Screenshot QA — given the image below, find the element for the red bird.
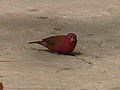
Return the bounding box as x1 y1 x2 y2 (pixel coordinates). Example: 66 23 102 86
29 33 77 54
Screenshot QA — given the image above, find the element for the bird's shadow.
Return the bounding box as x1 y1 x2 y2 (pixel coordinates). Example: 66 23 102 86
29 48 82 56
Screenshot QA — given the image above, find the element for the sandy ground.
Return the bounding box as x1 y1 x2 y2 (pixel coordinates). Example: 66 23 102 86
0 0 120 90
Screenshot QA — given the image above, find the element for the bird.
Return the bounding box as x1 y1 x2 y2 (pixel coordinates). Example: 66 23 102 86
0 82 3 90
29 33 77 54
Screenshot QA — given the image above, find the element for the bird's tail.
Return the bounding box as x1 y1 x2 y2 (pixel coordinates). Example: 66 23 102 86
28 41 43 44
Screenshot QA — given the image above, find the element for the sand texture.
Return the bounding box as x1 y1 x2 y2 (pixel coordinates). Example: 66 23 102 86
0 0 120 90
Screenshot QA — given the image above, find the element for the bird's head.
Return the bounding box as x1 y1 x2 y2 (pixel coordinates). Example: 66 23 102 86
66 33 77 42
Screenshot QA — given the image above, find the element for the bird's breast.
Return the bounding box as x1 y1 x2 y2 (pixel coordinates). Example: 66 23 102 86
55 40 77 54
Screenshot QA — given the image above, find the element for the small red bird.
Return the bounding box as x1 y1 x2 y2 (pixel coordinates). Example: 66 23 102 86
29 33 77 54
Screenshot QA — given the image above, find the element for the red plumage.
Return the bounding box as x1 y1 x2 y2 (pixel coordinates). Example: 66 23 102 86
0 82 3 90
29 33 77 54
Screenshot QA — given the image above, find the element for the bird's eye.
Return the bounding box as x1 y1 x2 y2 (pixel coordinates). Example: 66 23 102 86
71 37 74 39
70 37 75 41
68 35 71 39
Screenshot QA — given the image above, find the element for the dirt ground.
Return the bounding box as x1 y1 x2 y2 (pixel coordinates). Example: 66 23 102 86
0 0 120 90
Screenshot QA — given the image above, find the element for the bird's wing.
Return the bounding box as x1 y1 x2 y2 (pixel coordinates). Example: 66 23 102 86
42 35 64 46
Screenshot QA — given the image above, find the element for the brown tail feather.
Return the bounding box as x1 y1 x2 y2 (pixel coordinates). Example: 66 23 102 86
28 41 43 44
